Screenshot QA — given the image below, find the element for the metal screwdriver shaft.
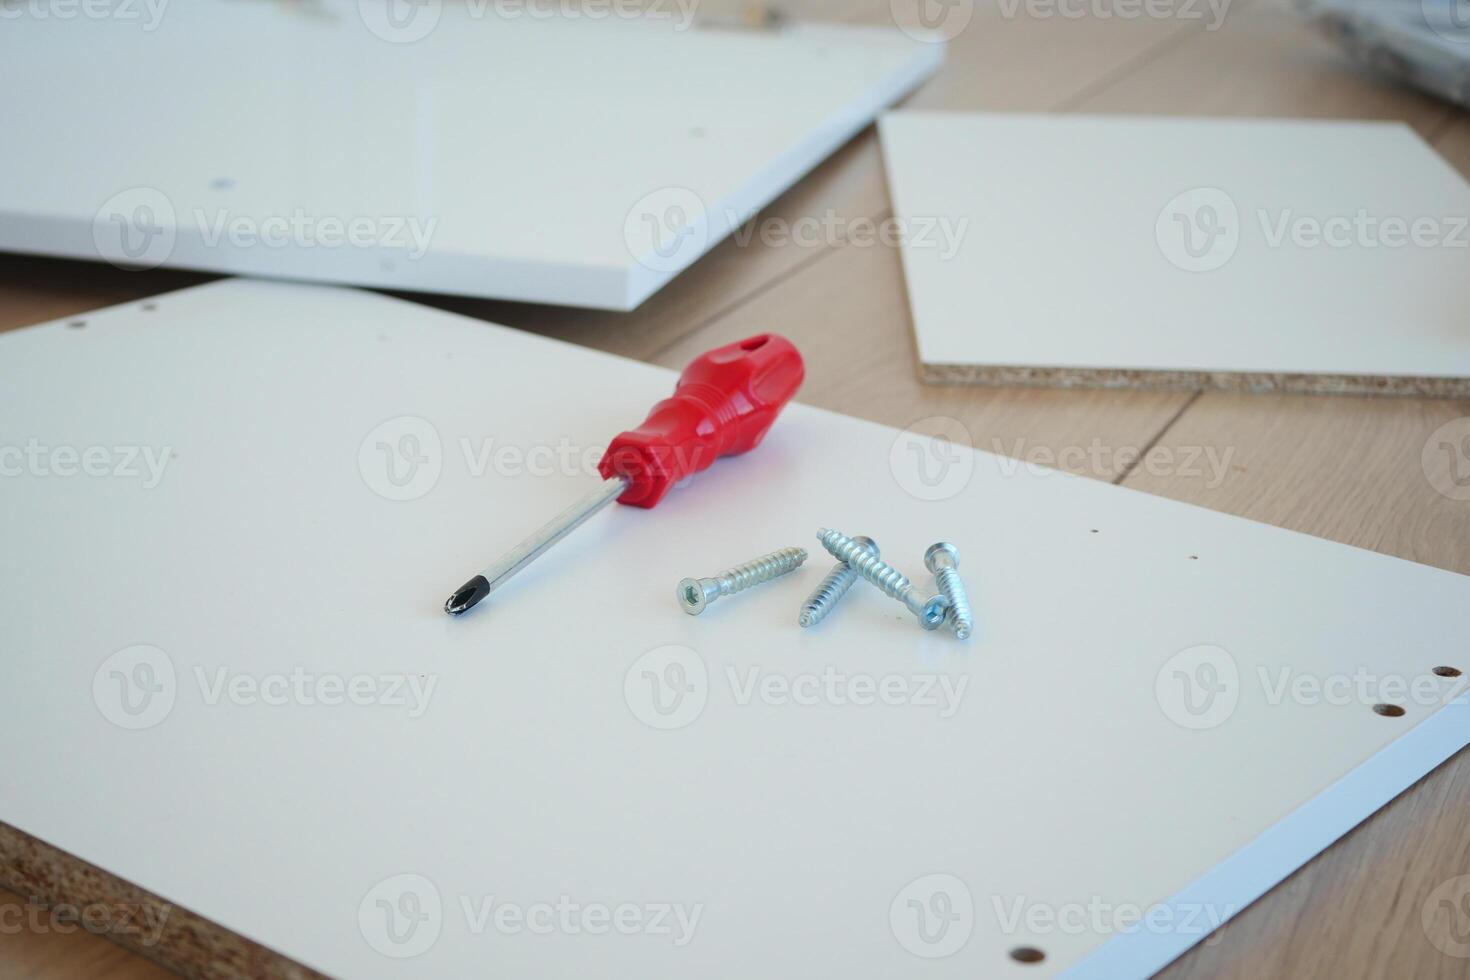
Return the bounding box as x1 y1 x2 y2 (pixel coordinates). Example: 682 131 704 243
445 476 629 615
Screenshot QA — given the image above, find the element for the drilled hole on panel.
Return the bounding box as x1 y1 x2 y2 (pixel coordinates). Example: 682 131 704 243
1372 703 1406 718
1433 666 1462 678
68 319 87 328
1010 946 1046 964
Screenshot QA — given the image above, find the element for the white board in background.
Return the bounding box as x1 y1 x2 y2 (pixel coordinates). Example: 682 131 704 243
0 2 940 312
3 279 1468 979
880 112 1470 396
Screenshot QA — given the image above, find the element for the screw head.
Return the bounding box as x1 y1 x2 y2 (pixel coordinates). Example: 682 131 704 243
677 578 708 616
919 594 950 630
924 542 960 574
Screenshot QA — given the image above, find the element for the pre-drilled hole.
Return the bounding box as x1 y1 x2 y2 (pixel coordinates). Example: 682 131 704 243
68 319 86 328
142 302 157 312
1373 703 1406 717
1010 946 1046 964
1434 666 1462 678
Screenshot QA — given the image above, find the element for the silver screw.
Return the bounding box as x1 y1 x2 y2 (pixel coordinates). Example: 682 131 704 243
678 547 808 616
925 542 973 640
799 536 878 629
816 528 948 630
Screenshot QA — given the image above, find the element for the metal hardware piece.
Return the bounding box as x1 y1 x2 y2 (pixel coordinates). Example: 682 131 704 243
924 542 973 640
816 528 947 630
798 536 878 628
678 547 808 616
447 476 629 615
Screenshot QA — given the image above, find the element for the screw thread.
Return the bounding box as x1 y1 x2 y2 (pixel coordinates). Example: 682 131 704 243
799 535 878 629
798 565 858 628
819 529 949 630
935 567 973 639
817 529 911 599
717 547 807 597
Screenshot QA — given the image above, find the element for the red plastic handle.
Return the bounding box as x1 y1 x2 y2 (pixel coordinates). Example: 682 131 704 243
596 334 805 508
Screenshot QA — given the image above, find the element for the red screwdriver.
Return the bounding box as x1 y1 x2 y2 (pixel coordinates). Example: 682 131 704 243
444 334 806 615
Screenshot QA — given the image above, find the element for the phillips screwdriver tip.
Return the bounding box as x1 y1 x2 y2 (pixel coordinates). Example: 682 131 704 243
445 575 491 615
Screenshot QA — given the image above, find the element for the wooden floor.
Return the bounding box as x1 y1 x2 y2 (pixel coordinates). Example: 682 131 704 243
4 1 1469 977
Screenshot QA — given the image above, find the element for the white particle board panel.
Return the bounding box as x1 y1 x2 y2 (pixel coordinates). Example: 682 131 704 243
0 1 941 311
880 112 1470 396
2 279 1468 979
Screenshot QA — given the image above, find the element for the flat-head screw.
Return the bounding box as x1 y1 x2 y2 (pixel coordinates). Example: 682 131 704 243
924 542 972 640
678 546 807 616
816 528 948 630
799 536 878 628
